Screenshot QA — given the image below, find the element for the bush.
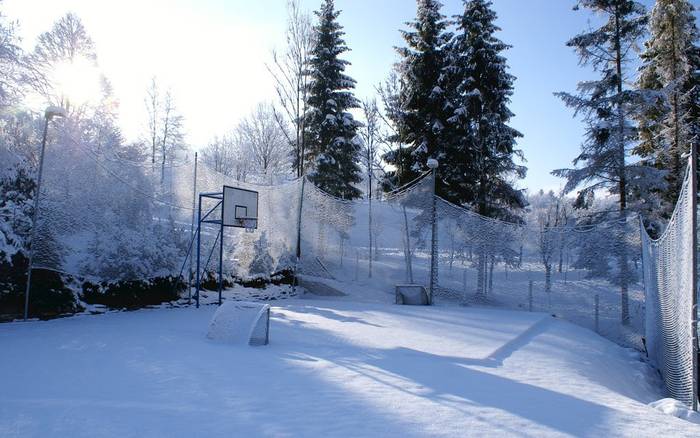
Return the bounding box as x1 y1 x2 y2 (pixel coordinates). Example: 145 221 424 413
0 252 81 320
197 269 294 290
81 276 185 310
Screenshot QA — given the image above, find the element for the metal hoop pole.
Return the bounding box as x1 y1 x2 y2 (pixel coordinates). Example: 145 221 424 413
218 214 224 306
188 152 197 304
195 194 202 308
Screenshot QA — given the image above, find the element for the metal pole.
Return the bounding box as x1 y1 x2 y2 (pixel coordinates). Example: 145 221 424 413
195 194 202 308
368 193 373 278
293 177 306 294
594 294 600 334
23 116 50 321
218 217 224 306
188 152 197 304
690 141 698 411
528 280 533 312
428 163 438 305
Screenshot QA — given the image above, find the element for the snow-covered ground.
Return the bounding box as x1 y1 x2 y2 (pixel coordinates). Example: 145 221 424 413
1 292 697 437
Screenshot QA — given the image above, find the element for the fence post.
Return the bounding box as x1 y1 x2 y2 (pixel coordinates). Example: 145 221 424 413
368 191 373 279
594 294 600 334
528 280 533 312
188 152 197 304
462 268 468 305
428 159 439 305
690 142 698 411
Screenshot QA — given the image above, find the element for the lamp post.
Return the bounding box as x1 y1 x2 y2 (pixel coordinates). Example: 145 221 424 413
23 106 66 321
427 158 439 305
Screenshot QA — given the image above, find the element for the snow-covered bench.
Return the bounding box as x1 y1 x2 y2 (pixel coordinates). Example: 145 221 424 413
206 301 270 346
395 285 429 305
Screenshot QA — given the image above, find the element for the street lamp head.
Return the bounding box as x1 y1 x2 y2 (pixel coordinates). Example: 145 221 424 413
426 158 439 170
45 106 66 120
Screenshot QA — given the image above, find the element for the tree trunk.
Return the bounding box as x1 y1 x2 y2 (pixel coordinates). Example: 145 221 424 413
476 251 486 300
614 8 630 326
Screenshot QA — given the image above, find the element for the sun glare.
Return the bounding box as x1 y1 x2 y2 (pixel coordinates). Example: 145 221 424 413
52 57 102 108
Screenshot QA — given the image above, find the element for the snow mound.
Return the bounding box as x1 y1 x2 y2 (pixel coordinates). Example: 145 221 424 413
649 398 700 424
206 301 270 346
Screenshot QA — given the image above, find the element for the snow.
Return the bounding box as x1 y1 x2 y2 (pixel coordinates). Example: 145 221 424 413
649 399 700 425
1 295 699 437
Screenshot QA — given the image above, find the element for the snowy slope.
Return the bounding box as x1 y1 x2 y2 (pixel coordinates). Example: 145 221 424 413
0 299 697 437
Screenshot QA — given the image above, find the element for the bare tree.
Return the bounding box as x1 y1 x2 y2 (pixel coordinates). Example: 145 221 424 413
536 193 568 293
0 8 24 107
201 135 233 175
145 77 159 166
359 98 382 199
25 13 97 109
266 0 314 177
237 102 290 179
159 90 185 183
359 98 382 275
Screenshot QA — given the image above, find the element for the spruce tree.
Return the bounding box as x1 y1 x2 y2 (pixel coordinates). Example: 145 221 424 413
554 0 648 325
445 0 526 218
303 0 362 200
383 0 452 188
636 0 700 215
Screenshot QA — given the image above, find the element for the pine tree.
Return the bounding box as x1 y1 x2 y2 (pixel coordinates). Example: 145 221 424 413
554 0 648 325
383 0 452 188
445 0 526 218
636 0 700 215
303 0 362 200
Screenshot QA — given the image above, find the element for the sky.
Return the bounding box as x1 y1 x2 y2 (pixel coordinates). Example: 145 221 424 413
3 0 676 193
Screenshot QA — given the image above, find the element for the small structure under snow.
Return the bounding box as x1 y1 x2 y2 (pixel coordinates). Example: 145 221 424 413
206 301 270 346
395 284 429 305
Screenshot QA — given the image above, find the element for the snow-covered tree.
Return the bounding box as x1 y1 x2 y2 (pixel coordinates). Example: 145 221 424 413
445 0 526 218
248 231 275 280
383 0 452 188
554 0 649 325
441 0 526 297
303 0 362 200
635 0 700 221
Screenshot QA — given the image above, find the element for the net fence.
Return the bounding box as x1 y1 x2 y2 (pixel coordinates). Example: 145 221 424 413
28 127 697 406
32 137 646 347
32 127 300 284
641 161 697 408
298 172 644 348
434 197 644 347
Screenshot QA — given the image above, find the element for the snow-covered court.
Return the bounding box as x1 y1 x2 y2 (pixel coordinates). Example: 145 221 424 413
1 297 698 437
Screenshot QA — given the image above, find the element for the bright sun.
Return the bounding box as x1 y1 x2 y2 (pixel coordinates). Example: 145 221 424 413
52 57 103 108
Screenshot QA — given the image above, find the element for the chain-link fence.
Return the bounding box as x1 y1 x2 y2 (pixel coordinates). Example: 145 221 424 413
641 160 698 409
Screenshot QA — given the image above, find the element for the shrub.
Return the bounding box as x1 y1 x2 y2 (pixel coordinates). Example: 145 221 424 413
0 253 81 320
81 276 185 310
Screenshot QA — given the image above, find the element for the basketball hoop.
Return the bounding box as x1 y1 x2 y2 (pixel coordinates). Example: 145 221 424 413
222 186 259 231
240 218 257 233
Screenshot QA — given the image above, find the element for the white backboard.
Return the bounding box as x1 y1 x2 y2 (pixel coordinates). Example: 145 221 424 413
223 186 259 228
